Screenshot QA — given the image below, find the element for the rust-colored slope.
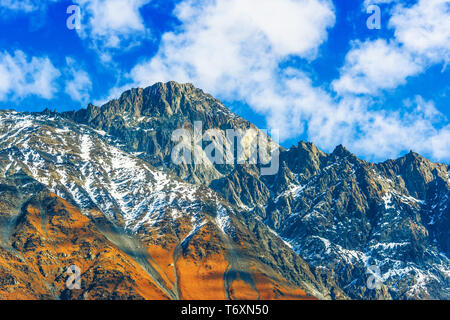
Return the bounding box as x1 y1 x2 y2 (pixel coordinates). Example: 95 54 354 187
175 222 317 300
0 192 169 300
138 217 318 300
0 191 322 300
175 224 229 300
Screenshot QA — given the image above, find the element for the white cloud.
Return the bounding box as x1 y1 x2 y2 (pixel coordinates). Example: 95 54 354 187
332 39 421 95
390 0 450 64
0 50 60 101
429 126 450 160
74 0 152 50
335 0 450 96
325 0 450 161
316 96 450 162
64 58 92 103
129 0 335 107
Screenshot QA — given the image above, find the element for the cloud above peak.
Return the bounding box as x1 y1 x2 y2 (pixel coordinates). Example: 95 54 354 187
129 0 335 100
0 51 92 105
74 0 152 53
173 0 336 58
335 0 450 96
390 0 450 64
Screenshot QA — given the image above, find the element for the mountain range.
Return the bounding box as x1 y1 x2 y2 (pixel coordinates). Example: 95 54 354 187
0 81 448 300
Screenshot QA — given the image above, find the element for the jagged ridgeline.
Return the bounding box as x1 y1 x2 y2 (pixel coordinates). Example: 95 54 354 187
62 82 280 185
0 81 448 300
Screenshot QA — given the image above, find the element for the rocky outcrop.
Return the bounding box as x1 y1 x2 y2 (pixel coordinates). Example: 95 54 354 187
62 82 266 185
265 143 449 299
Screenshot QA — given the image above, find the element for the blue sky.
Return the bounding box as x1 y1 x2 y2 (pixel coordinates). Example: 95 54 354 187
0 0 449 163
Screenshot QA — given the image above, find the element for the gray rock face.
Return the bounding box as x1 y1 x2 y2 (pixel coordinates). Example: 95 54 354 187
265 144 449 299
63 82 266 185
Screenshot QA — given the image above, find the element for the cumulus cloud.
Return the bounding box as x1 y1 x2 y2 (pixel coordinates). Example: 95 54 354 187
326 0 450 160
131 0 335 87
390 0 450 65
128 0 335 137
0 50 60 101
74 0 152 53
335 0 450 96
64 58 92 103
332 39 421 95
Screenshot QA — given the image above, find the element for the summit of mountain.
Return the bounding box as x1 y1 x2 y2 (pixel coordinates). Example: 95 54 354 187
62 81 265 185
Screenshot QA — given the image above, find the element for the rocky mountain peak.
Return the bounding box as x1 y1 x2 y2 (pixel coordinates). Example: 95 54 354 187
280 141 326 179
377 149 449 199
331 144 355 159
61 81 264 185
64 81 244 125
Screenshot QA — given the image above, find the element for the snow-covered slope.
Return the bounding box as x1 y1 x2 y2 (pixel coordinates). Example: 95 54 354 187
1 111 219 231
